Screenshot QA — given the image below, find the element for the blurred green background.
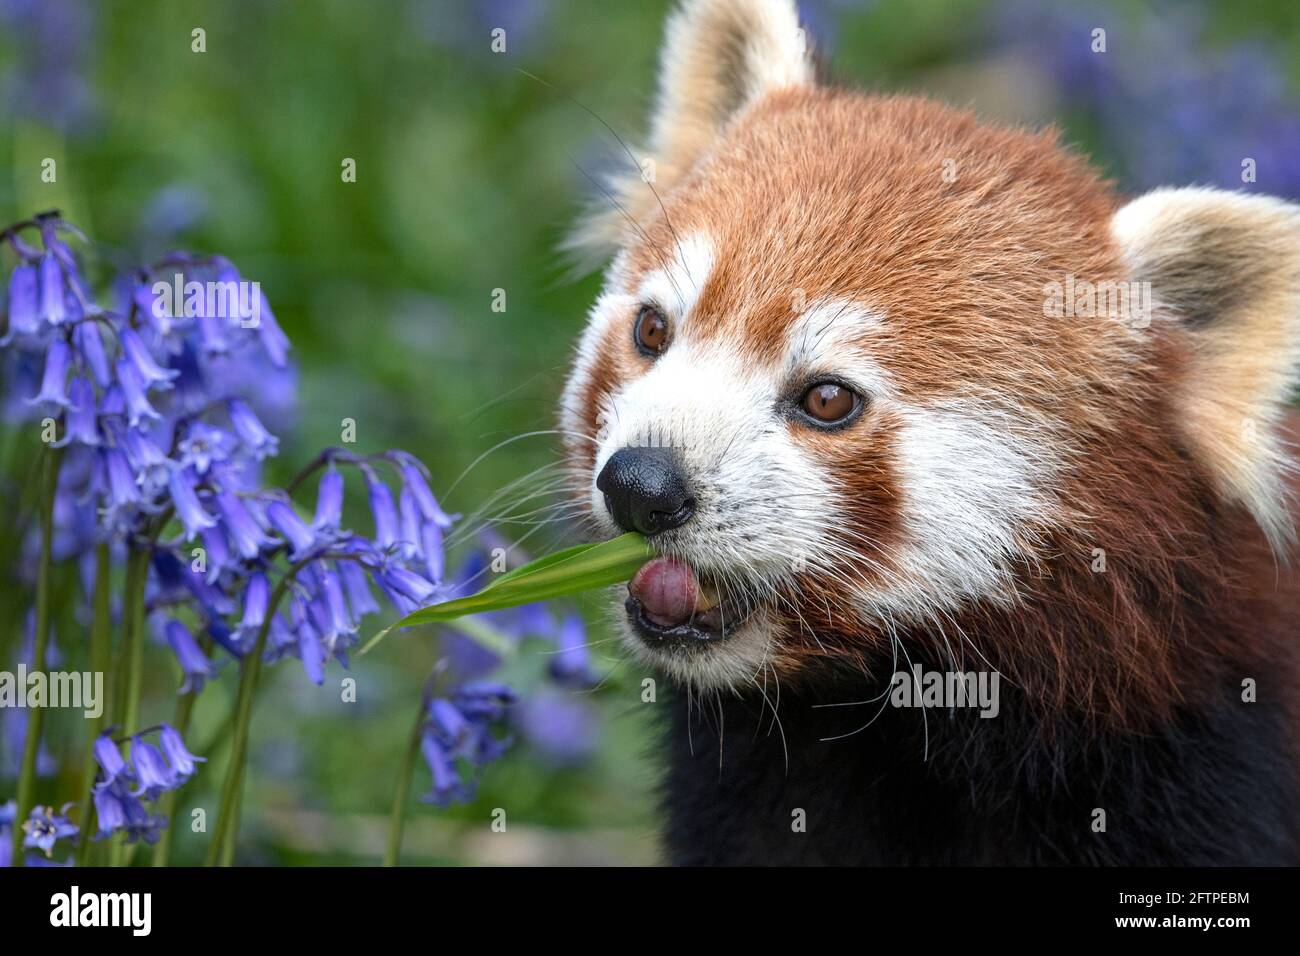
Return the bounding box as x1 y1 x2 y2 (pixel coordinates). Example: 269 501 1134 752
2 0 1298 864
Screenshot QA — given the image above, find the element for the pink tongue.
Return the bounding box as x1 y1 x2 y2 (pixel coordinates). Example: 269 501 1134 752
629 557 699 628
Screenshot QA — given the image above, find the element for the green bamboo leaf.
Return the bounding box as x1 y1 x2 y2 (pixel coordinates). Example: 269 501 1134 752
357 532 651 656
484 538 612 590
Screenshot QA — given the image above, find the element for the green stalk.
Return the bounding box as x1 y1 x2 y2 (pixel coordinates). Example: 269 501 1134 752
12 444 64 867
108 545 150 867
218 762 244 867
383 698 428 867
121 548 150 743
74 542 113 868
205 571 294 866
204 639 264 866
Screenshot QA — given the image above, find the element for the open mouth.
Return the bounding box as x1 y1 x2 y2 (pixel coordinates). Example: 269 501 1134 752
624 556 756 647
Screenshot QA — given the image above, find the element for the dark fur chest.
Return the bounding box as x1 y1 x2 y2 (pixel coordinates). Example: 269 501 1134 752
660 675 1299 866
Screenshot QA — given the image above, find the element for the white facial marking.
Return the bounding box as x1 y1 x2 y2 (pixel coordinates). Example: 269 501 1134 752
784 298 892 396
855 400 1060 623
635 232 715 324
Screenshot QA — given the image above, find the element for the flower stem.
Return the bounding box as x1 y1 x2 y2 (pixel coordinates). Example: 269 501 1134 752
205 570 295 866
218 764 244 867
74 542 112 868
108 544 151 867
384 698 428 866
12 444 64 868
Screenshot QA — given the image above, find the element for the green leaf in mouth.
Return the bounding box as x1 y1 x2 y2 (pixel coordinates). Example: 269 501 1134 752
358 532 652 655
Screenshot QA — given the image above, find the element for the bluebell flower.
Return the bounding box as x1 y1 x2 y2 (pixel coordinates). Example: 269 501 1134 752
0 263 39 344
164 619 212 693
198 525 231 583
290 595 326 684
184 557 238 611
72 318 112 386
305 590 343 659
312 467 345 532
99 446 143 517
454 682 518 721
92 731 134 789
159 723 205 779
428 698 475 752
418 682 517 808
470 726 513 765
398 485 423 561
21 804 78 858
204 613 243 658
150 550 233 618
366 472 399 550
198 608 240 660
228 398 278 459
130 737 178 799
53 374 99 447
120 427 171 497
315 562 355 637
234 572 270 648
215 491 270 559
263 611 296 663
91 786 163 844
120 423 169 468
376 565 437 613
169 467 217 539
420 735 474 809
396 455 456 528
177 421 235 476
37 251 66 326
166 339 208 410
97 382 125 417
43 229 77 271
90 786 127 839
26 337 72 407
1 214 481 835
266 500 315 560
118 325 178 388
114 355 161 426
338 559 380 618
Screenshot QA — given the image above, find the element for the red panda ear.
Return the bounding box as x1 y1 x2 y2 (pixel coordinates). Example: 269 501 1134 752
1113 187 1300 552
566 0 814 267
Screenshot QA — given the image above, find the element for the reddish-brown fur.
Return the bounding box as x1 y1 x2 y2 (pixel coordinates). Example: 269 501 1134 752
566 88 1300 735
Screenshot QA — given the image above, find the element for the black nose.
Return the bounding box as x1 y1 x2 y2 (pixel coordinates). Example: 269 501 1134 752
596 447 695 536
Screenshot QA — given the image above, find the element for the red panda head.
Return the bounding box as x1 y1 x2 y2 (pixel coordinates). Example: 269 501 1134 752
560 0 1300 717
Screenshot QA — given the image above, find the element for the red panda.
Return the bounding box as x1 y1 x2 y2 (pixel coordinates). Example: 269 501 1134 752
560 0 1300 865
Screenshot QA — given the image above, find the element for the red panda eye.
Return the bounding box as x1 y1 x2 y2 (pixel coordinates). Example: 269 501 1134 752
634 305 670 356
800 383 860 425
